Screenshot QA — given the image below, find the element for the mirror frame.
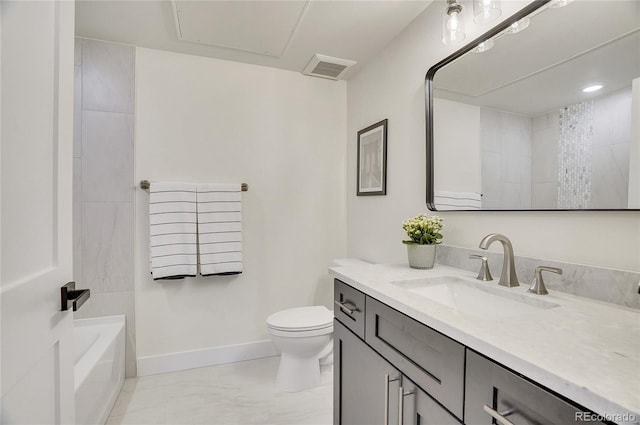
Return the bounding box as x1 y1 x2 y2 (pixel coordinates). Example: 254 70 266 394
425 0 639 212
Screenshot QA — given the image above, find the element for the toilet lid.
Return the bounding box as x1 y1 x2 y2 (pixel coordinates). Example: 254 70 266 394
267 306 333 331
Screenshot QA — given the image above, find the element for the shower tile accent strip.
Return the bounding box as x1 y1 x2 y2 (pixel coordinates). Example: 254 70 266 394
436 245 640 309
558 100 594 209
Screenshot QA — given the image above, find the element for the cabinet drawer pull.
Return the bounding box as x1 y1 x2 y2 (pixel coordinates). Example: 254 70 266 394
398 386 415 424
482 405 516 425
334 299 358 315
384 374 400 425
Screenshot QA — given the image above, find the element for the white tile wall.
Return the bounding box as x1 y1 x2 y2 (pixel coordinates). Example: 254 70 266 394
480 108 532 209
533 89 632 209
480 151 501 208
74 65 82 158
74 38 82 66
81 202 134 293
592 144 630 209
73 37 137 377
82 39 135 113
590 89 632 208
531 182 557 209
532 111 559 208
81 110 134 202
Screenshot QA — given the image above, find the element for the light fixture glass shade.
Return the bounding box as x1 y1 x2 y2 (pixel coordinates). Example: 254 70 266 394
549 0 574 8
472 39 494 53
473 0 501 24
442 0 466 45
506 17 530 34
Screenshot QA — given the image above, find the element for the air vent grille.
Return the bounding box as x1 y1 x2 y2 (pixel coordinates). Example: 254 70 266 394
303 54 356 80
312 61 348 78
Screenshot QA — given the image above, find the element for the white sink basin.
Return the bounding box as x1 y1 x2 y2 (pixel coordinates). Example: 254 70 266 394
392 276 559 320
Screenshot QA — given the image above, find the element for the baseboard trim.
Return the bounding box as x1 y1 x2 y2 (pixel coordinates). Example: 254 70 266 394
136 340 279 376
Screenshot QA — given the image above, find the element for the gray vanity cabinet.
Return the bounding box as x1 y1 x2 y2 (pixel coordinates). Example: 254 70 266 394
334 279 366 339
400 377 461 425
334 279 606 425
465 350 607 425
334 319 401 425
334 319 459 425
365 297 465 419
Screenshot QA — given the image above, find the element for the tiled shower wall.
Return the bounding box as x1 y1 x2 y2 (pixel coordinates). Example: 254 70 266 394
590 88 632 208
480 108 532 209
531 88 632 209
531 111 559 208
73 38 136 377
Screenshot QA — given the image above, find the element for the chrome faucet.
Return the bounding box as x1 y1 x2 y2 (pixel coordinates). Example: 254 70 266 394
478 233 519 287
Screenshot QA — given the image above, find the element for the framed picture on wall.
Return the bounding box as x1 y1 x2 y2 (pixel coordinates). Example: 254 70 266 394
357 119 388 196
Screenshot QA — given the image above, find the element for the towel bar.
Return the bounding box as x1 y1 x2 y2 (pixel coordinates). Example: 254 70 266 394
139 180 248 191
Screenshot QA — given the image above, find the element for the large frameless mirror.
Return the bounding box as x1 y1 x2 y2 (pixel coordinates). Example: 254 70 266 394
426 0 640 211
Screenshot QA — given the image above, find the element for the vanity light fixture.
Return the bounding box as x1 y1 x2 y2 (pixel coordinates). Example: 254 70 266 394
473 0 501 24
442 0 466 45
582 84 603 93
473 39 494 53
506 17 530 34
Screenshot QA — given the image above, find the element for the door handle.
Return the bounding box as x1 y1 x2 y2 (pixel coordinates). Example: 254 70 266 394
398 386 415 425
61 281 90 311
384 374 400 425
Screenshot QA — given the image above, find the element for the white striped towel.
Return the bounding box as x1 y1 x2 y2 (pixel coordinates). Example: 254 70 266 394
149 182 198 280
197 183 243 276
434 191 482 210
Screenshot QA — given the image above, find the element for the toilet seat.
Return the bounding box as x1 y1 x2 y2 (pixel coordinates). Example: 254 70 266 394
267 306 333 335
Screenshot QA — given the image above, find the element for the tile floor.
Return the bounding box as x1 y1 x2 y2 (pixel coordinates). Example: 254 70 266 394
106 356 333 425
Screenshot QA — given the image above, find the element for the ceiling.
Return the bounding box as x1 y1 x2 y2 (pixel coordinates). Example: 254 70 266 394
75 0 432 80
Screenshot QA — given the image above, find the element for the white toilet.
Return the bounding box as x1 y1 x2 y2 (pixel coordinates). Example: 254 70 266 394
266 305 333 392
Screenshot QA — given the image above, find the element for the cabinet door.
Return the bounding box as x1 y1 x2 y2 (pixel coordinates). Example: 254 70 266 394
399 377 461 425
465 350 607 425
334 319 400 425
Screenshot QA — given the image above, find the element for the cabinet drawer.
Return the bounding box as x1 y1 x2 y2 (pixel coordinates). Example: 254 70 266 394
365 296 465 419
465 350 607 425
334 279 366 340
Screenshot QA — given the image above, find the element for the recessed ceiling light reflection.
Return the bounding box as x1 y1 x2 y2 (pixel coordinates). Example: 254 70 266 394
472 39 494 53
582 85 603 93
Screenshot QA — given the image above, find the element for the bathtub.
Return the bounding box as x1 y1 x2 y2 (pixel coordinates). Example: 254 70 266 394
74 315 125 425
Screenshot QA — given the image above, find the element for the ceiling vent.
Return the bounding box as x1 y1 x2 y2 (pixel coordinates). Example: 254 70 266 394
302 54 356 80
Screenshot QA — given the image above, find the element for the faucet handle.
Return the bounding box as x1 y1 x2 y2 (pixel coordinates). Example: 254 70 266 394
469 254 493 281
528 266 563 295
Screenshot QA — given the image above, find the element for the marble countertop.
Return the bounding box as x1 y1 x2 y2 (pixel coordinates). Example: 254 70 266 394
329 261 640 425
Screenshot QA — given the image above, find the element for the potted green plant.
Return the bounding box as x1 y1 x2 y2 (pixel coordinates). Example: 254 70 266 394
401 214 444 269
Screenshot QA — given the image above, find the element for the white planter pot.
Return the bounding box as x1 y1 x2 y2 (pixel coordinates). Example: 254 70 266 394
406 244 436 270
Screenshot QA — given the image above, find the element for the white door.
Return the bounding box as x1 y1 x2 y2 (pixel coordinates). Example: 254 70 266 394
1 1 76 424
